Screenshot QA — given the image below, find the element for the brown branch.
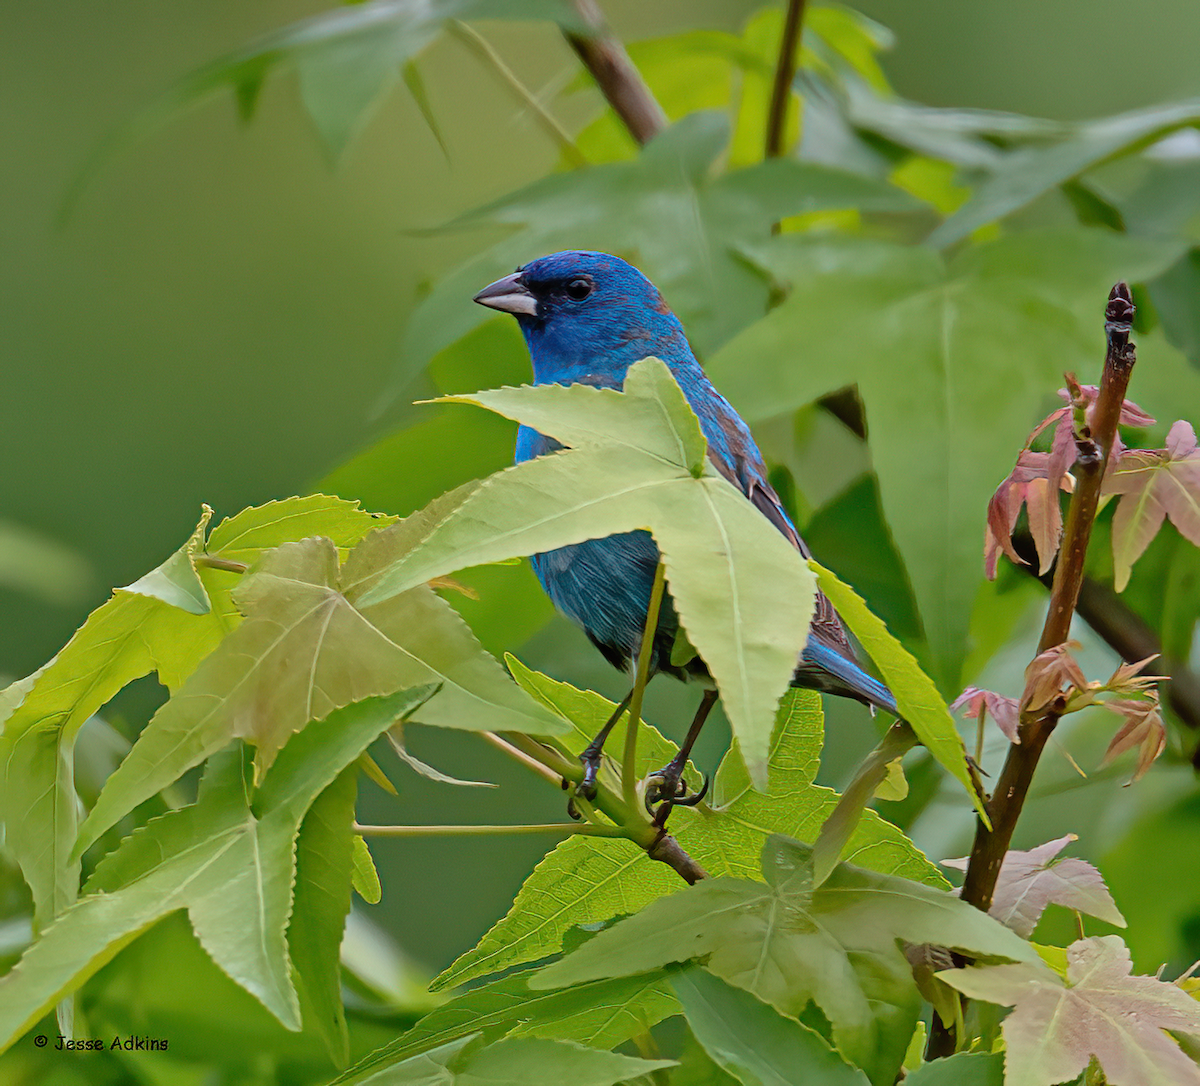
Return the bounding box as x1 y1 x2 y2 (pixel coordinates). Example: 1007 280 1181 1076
493 731 709 886
1009 535 1200 744
765 0 808 158
927 282 1138 1061
563 0 666 146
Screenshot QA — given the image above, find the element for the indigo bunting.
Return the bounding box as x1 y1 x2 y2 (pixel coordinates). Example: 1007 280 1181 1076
475 251 897 817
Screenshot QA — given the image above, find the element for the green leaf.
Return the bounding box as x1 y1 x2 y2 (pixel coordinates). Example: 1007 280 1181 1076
199 494 395 633
290 766 357 1067
361 359 818 788
75 535 563 858
397 112 918 382
903 1052 1005 1085
72 0 576 187
332 971 677 1085
433 669 944 992
709 228 1186 687
0 510 221 934
436 355 708 475
671 965 869 1085
928 97 1200 247
367 1033 673 1086
0 689 433 1052
809 561 982 814
532 835 1036 1086
350 834 382 905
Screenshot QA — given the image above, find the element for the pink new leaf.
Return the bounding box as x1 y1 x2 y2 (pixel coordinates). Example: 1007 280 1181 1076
940 935 1200 1086
1021 641 1089 715
951 686 1021 743
943 835 1125 938
1102 696 1167 783
984 451 1073 579
1057 384 1157 430
1105 420 1200 591
1104 655 1164 697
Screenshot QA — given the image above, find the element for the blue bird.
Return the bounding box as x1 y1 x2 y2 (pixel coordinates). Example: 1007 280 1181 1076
474 251 897 818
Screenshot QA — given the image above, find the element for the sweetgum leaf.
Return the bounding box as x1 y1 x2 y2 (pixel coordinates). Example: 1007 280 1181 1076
74 534 563 858
928 97 1200 248
0 510 219 935
670 964 869 1085
289 766 357 1066
360 359 818 788
709 227 1185 688
940 935 1200 1086
433 672 944 995
332 971 677 1085
0 690 431 1052
809 561 982 814
1106 420 1200 591
531 835 1034 1086
397 112 918 380
362 1034 673 1086
72 0 576 185
943 835 1126 938
903 1052 1004 1085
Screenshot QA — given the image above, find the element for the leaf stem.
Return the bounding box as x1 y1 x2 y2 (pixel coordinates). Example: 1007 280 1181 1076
562 0 666 146
765 0 808 158
195 556 248 574
353 821 624 838
448 21 588 167
623 560 667 809
481 731 564 785
927 282 1138 1060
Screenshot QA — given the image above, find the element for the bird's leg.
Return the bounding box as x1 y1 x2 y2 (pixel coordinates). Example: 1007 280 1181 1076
645 688 718 825
573 690 634 805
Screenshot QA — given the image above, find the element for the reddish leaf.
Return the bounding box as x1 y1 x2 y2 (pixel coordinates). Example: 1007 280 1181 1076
1101 697 1167 783
1105 420 1200 591
1021 641 1088 714
984 451 1073 579
951 687 1021 743
940 935 1200 1086
943 835 1125 938
1104 654 1164 697
1057 384 1157 430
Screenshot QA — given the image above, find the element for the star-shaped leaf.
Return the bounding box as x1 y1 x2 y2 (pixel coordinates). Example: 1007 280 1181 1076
396 111 918 383
709 228 1188 688
670 964 870 1085
74 532 565 858
359 359 819 789
0 690 432 1053
951 687 1020 743
531 835 1035 1086
940 935 1200 1086
431 667 945 996
943 835 1125 938
1106 420 1200 591
358 1034 673 1086
332 970 678 1085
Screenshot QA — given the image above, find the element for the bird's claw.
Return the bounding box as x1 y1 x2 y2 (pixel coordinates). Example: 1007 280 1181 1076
566 751 601 818
644 768 710 826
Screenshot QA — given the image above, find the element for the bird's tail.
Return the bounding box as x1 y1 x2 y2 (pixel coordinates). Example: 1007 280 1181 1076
797 638 899 718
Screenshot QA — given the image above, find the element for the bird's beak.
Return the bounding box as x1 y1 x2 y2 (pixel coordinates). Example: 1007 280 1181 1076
473 272 538 317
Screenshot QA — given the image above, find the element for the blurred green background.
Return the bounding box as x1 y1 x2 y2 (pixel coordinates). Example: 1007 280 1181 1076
5 0 1200 983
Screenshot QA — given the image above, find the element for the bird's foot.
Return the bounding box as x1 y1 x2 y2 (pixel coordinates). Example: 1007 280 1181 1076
644 765 710 827
566 749 603 819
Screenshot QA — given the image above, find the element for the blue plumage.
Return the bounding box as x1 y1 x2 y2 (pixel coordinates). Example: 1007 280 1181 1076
474 251 898 770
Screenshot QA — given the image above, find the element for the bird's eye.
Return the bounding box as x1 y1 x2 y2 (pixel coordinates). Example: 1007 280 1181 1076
565 279 592 300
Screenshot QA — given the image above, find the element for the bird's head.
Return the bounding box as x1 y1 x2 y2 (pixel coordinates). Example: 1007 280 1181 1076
473 250 692 385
